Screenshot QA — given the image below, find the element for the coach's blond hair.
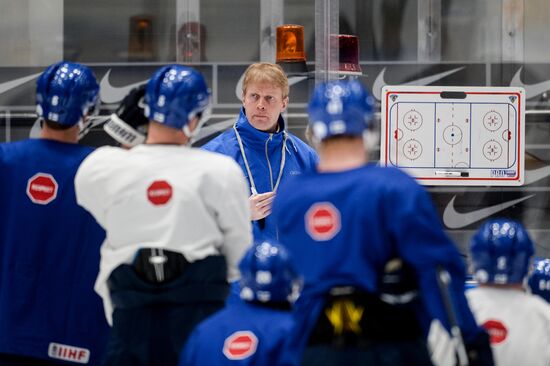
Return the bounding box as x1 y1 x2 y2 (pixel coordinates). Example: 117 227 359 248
242 63 289 99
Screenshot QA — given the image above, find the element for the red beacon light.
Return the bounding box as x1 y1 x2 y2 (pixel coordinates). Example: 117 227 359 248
276 24 308 73
332 34 362 75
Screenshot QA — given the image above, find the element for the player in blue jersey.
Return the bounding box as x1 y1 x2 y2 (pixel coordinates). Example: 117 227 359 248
0 62 109 365
529 257 550 303
179 238 302 366
202 62 318 240
271 79 493 366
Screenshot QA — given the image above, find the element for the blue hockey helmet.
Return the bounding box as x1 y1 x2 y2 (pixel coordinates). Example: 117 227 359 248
239 239 302 303
36 61 99 126
307 79 374 141
528 258 550 302
144 65 210 132
470 219 534 285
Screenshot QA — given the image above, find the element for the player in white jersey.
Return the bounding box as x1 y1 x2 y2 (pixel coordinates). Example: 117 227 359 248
75 65 252 366
430 219 550 366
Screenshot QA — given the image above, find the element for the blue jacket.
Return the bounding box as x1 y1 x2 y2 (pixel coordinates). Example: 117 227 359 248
0 139 109 365
272 164 485 364
180 299 295 366
202 108 318 240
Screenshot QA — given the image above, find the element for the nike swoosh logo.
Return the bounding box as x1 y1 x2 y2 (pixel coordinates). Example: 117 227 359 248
194 117 235 141
234 72 307 101
443 194 535 229
510 66 550 99
372 67 464 101
100 69 149 104
0 72 42 95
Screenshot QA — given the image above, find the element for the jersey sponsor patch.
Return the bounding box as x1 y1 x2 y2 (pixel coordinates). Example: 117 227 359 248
26 173 58 205
305 202 341 241
48 342 90 364
223 331 258 360
482 319 508 344
147 180 172 205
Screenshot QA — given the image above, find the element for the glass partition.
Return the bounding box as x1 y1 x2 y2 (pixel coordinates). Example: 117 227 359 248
1 0 550 258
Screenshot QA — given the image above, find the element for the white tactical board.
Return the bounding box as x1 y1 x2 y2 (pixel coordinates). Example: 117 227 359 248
380 86 525 186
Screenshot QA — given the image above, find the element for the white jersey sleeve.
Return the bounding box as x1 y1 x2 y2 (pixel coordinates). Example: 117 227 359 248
210 160 252 281
75 146 124 228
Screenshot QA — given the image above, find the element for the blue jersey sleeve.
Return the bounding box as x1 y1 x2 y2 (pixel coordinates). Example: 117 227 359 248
386 178 480 341
178 330 198 366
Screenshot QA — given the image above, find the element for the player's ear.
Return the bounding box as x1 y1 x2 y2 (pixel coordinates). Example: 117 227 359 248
281 95 289 111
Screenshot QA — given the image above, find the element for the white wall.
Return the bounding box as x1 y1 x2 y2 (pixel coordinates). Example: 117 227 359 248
0 0 63 66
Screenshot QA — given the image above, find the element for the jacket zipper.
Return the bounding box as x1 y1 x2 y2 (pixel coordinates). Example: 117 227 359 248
265 133 274 191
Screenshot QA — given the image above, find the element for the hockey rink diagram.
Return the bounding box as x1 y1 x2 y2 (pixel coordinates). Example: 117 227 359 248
381 86 525 186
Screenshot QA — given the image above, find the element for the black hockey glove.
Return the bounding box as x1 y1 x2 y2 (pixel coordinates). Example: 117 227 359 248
104 84 149 147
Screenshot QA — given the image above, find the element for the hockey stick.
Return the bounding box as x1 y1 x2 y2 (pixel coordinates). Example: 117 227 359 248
436 265 469 366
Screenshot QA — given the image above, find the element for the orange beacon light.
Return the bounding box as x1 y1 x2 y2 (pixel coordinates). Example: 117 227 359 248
276 24 306 62
276 24 308 74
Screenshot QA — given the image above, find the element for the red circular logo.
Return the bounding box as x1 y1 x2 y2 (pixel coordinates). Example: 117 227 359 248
147 180 172 205
482 319 508 344
223 331 258 360
26 173 58 205
305 202 341 241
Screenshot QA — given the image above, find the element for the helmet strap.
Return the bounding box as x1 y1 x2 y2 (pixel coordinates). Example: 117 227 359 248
182 124 193 140
183 112 208 145
77 118 88 139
